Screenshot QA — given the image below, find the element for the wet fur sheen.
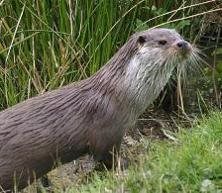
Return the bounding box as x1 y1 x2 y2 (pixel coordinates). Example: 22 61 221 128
0 28 194 191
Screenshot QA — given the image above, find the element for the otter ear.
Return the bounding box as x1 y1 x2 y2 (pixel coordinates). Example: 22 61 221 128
137 35 147 45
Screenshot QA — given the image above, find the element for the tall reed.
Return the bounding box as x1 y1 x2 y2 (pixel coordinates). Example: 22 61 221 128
0 0 218 109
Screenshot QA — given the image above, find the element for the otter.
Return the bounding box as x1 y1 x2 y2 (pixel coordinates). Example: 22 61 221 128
0 28 196 192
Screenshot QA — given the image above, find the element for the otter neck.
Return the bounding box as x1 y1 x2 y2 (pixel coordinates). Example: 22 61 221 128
122 54 176 115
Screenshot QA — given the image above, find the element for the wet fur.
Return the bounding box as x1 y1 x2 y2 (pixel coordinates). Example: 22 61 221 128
0 28 193 191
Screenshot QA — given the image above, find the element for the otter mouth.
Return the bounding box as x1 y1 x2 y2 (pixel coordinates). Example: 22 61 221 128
180 50 192 60
174 41 193 62
178 41 192 58
173 42 201 80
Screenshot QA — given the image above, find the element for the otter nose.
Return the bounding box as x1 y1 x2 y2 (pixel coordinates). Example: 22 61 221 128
177 41 189 50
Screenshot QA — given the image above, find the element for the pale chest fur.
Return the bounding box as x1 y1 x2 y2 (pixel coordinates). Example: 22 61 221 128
122 49 176 116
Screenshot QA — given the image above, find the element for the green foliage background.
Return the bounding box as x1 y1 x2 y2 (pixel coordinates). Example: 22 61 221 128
1 0 212 109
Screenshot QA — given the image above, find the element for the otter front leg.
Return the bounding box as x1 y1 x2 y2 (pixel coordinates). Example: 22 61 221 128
90 126 124 169
93 141 121 169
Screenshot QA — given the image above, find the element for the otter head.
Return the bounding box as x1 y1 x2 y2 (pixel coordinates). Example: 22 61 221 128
136 28 192 67
124 28 197 111
125 28 195 83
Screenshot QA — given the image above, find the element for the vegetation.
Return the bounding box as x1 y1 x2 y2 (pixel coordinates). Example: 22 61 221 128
1 0 221 109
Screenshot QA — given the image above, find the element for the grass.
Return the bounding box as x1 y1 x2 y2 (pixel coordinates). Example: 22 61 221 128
64 112 222 193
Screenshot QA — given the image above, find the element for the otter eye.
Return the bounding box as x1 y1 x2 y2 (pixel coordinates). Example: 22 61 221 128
138 35 146 44
158 40 167 45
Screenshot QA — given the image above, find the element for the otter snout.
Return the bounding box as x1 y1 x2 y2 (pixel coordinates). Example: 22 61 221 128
177 41 188 49
175 40 191 56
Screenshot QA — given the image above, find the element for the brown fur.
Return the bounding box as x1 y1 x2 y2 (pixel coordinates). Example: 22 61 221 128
0 28 194 191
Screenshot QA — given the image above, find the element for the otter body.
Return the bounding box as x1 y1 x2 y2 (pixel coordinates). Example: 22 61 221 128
0 28 194 191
